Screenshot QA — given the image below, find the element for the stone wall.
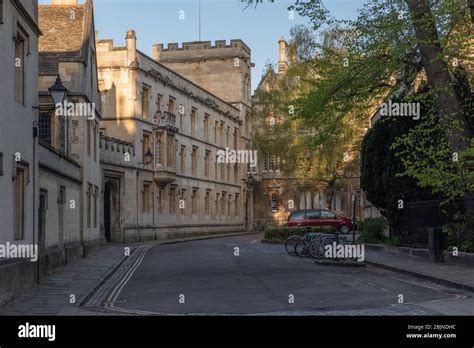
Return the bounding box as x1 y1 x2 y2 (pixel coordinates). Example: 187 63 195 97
97 31 248 242
0 0 40 304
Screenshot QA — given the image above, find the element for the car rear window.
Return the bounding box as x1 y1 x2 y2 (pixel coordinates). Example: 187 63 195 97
321 211 336 219
289 211 305 220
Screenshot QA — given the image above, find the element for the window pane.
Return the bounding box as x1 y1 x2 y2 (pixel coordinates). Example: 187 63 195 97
306 210 321 220
290 211 305 220
14 35 25 104
38 113 52 144
321 210 336 218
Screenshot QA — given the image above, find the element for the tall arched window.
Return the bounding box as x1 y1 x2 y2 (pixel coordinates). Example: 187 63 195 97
155 139 162 166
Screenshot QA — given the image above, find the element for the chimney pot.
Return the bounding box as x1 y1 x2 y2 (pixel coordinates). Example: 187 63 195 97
125 29 136 40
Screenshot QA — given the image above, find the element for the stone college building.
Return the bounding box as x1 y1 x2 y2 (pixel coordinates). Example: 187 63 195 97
0 0 254 303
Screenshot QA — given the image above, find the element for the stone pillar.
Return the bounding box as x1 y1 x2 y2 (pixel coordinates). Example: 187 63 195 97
278 37 288 74
428 228 443 263
125 30 138 115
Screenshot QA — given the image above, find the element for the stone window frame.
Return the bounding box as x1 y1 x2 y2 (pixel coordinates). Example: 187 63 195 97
166 133 175 168
168 95 176 113
87 120 91 157
86 183 92 228
190 107 197 136
234 164 239 184
157 185 164 214
13 161 29 240
234 193 240 216
142 131 152 165
191 146 198 177
169 186 177 214
180 145 186 174
233 127 239 150
204 189 211 216
215 192 220 216
94 185 99 228
93 123 97 162
221 191 227 216
179 188 186 215
141 84 150 119
38 112 52 145
191 187 198 215
142 181 152 214
14 25 28 105
203 113 210 140
204 150 211 178
157 94 163 112
271 191 279 213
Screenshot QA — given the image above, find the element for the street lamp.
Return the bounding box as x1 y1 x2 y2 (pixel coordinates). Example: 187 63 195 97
142 148 154 165
48 75 68 107
246 172 256 191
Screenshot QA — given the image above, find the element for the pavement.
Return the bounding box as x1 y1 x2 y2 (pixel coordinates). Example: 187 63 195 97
365 249 474 292
1 232 473 316
0 245 128 315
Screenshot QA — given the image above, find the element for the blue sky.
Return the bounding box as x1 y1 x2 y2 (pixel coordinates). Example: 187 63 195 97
40 0 366 91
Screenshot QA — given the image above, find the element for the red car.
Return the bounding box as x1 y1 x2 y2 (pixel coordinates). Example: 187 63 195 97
287 209 353 234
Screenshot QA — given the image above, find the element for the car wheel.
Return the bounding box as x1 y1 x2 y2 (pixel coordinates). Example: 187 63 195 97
339 224 350 234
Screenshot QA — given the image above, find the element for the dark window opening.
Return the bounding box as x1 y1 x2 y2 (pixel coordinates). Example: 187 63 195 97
38 113 52 144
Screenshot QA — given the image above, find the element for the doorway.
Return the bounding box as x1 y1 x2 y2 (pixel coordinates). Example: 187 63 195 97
103 179 120 243
104 183 111 242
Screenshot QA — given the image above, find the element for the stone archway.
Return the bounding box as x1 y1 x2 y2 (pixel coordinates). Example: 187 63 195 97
103 178 121 243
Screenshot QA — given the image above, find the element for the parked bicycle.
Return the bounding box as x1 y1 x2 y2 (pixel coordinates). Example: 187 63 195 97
286 232 350 259
285 230 318 257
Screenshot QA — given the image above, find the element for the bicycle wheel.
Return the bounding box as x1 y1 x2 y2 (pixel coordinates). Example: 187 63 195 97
295 239 311 258
309 237 325 259
285 235 302 256
319 236 334 259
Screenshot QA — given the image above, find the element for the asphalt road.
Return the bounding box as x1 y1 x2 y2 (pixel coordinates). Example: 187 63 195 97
110 233 470 315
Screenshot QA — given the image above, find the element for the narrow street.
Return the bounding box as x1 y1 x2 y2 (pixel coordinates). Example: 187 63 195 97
98 234 473 315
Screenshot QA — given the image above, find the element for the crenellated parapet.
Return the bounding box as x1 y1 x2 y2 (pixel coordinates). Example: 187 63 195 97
100 135 136 165
152 40 251 63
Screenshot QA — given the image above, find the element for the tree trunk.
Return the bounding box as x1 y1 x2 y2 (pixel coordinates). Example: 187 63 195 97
325 186 335 210
405 0 472 154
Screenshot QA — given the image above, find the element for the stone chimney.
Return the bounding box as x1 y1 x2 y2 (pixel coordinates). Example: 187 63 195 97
278 37 288 74
51 0 78 5
125 29 137 66
152 44 163 62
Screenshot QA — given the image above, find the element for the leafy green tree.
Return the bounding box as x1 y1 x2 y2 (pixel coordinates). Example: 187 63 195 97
244 0 473 200
392 70 474 201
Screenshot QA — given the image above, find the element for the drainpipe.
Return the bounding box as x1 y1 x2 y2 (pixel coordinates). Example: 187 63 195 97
33 120 39 284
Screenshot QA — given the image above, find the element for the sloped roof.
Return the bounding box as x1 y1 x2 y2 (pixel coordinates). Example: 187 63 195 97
38 1 92 75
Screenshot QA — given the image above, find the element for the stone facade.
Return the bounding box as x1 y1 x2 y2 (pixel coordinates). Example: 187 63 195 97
96 31 249 242
252 38 364 226
0 0 41 304
36 0 102 274
153 39 255 230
